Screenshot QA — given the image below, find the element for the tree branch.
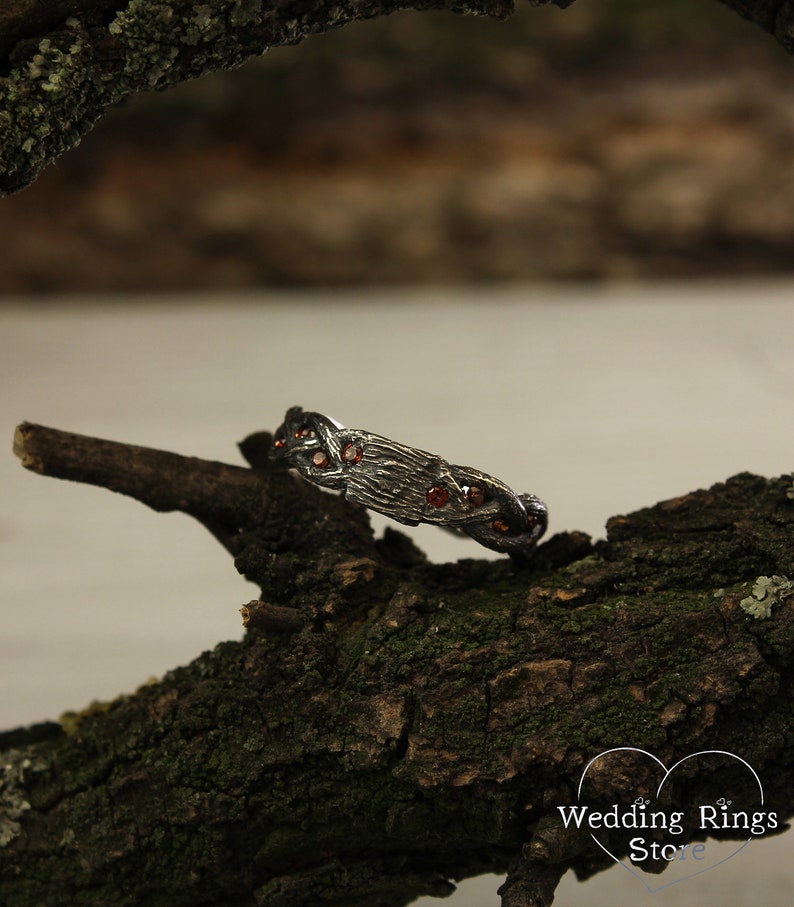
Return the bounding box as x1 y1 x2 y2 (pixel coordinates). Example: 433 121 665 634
0 0 514 196
12 421 382 607
14 421 266 533
3 424 794 906
1 0 793 195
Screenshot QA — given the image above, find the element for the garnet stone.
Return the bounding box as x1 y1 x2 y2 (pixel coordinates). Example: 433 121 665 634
491 518 510 534
312 449 331 468
466 485 486 507
426 485 449 507
342 443 364 464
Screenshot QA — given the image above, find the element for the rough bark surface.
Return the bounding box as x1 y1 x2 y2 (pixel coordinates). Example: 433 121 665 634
2 422 794 907
1 0 794 195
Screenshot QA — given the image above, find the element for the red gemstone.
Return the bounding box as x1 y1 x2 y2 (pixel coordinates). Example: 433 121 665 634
491 519 510 534
426 485 449 507
296 426 313 438
274 436 286 449
312 449 331 468
466 485 486 507
342 443 364 465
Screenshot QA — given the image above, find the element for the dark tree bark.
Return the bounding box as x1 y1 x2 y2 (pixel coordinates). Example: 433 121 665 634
1 0 794 195
2 422 793 907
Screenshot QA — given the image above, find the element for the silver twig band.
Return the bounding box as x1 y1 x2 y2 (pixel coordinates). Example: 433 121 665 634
269 407 548 558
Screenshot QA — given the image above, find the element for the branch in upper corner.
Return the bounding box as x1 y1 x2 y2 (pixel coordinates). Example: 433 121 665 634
0 0 515 195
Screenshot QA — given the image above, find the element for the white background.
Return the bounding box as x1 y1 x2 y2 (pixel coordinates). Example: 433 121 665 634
1 282 792 904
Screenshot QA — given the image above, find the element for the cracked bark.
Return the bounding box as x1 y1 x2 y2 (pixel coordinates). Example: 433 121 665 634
2 0 794 195
2 422 794 907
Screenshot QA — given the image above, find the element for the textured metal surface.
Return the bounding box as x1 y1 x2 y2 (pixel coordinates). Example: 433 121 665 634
270 406 547 557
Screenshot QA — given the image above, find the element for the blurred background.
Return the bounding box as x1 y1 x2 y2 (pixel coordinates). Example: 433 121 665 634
2 1 794 905
2 0 794 293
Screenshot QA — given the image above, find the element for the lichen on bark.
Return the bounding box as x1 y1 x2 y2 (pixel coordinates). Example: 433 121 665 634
0 0 513 195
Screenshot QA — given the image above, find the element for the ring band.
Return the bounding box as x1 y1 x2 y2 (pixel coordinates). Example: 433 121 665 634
269 407 547 558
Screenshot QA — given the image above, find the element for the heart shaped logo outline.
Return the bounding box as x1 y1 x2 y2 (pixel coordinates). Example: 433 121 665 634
577 747 764 894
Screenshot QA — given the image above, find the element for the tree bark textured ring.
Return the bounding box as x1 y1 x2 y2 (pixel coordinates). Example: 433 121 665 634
270 406 548 557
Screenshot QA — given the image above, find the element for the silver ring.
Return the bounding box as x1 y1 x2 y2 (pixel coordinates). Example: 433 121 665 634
270 407 547 558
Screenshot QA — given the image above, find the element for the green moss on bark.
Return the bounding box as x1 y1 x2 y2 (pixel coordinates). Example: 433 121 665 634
2 464 794 905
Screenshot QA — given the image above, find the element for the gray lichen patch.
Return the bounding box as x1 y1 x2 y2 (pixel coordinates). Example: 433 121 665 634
0 19 94 189
106 0 252 88
740 575 793 620
0 1 274 193
0 748 43 847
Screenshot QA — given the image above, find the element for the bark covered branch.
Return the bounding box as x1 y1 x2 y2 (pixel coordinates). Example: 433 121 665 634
2 423 794 907
2 0 794 195
12 421 384 613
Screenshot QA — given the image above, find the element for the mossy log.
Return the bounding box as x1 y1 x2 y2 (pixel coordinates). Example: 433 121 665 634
1 0 793 195
2 422 793 907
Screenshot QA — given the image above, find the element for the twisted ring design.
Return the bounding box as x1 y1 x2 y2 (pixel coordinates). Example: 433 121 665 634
269 407 547 558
